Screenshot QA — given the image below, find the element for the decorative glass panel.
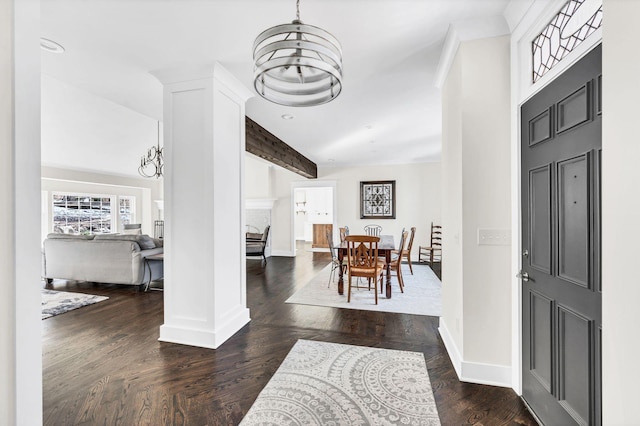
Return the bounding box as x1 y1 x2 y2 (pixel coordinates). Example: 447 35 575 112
360 180 396 219
532 0 602 83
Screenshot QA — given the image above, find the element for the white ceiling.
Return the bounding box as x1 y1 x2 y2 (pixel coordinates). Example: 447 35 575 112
41 0 511 170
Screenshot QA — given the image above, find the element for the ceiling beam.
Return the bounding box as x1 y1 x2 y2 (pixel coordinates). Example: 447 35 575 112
245 117 317 179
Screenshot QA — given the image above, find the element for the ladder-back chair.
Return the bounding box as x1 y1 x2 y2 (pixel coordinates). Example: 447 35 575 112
419 222 442 266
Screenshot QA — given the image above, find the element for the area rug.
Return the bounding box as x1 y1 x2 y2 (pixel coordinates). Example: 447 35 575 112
240 339 441 425
286 263 441 316
42 289 108 319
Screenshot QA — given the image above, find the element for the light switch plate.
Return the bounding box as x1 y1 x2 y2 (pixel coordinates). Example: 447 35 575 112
477 228 510 246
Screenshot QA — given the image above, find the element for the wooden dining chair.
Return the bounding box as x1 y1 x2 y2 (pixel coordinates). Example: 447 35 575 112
383 230 408 293
339 226 349 243
419 222 442 266
345 235 385 304
326 229 347 287
392 227 416 275
363 224 382 237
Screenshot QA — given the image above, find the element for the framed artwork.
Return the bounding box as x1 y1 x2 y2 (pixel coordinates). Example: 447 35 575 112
360 180 396 219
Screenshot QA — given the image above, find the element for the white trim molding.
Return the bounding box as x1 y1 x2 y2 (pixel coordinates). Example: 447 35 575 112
439 319 512 388
438 318 463 379
246 198 277 210
434 16 511 88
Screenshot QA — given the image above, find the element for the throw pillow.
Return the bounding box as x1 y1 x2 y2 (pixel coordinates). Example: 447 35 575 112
152 238 164 247
136 235 156 250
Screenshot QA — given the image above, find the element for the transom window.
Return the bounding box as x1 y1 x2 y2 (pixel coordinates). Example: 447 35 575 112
532 0 602 83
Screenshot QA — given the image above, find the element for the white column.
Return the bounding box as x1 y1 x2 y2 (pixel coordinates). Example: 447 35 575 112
153 64 253 349
1 0 42 424
602 1 640 423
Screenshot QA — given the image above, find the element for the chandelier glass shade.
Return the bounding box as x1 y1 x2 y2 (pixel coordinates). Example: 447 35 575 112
253 0 343 107
138 121 164 179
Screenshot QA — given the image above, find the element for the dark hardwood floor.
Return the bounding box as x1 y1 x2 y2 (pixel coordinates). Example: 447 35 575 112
42 243 536 425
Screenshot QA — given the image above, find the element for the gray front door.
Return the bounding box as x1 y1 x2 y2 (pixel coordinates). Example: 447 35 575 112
521 44 601 425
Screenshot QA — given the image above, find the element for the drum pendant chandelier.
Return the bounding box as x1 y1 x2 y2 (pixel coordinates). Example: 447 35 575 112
253 0 343 107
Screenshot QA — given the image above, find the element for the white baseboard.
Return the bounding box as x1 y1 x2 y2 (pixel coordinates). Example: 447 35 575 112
271 249 295 257
159 307 250 349
438 318 512 388
438 318 463 378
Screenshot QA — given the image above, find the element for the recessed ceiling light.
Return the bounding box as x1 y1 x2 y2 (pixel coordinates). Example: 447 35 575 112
365 124 373 130
328 158 335 162
369 140 375 144
281 114 295 120
40 38 65 53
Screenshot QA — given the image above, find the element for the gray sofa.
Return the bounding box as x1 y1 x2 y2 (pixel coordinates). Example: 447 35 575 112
42 233 164 286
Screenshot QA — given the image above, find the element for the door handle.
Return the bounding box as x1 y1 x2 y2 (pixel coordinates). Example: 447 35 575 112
517 271 530 282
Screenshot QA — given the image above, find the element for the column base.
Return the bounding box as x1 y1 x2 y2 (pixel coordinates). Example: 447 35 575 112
159 307 250 349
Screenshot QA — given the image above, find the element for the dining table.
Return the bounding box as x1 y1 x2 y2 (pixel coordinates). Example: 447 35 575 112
336 234 396 299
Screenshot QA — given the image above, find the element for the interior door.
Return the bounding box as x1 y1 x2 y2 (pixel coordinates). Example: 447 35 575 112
521 45 601 425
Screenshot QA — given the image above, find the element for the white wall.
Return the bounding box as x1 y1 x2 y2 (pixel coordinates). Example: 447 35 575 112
601 0 640 423
321 163 442 254
271 166 300 255
245 153 272 199
460 36 512 366
42 75 161 179
440 35 512 384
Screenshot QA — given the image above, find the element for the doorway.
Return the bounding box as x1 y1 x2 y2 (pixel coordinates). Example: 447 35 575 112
520 45 601 425
292 182 337 255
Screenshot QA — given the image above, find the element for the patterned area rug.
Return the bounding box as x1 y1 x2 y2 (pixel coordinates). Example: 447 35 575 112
286 263 441 316
241 340 441 425
42 289 108 319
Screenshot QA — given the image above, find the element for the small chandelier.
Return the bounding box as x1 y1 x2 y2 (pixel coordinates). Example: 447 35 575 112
138 121 163 179
253 0 343 107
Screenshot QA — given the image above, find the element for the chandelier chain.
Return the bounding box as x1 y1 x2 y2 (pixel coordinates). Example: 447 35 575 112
296 0 300 21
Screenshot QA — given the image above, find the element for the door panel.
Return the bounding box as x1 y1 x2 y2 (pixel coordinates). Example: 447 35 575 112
529 291 553 393
529 165 552 273
557 154 589 288
529 107 554 146
558 305 593 426
521 44 601 426
557 83 591 133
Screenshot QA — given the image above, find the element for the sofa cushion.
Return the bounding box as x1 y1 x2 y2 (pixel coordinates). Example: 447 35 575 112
136 235 156 250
